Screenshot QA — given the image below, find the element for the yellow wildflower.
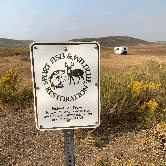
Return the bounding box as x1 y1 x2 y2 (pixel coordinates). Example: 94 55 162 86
161 122 166 127
137 125 141 129
147 100 158 110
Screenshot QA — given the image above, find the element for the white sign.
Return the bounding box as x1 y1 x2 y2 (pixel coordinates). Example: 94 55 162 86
30 42 100 130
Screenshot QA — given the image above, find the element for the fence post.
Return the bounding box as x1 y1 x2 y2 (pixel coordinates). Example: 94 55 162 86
64 129 75 166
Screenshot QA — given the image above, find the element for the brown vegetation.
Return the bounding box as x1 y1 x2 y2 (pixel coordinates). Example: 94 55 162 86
0 43 166 165
100 44 166 75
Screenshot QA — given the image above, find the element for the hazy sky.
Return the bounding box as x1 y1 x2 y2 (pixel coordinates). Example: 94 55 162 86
0 0 166 42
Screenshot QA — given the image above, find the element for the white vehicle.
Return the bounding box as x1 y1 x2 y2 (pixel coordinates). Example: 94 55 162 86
114 46 128 54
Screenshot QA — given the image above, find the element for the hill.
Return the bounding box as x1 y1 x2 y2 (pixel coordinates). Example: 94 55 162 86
69 36 159 47
0 36 159 48
0 38 35 48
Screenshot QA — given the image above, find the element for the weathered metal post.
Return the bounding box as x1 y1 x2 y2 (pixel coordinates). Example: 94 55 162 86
64 129 75 166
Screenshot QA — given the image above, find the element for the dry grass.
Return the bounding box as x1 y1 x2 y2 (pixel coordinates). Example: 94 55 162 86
100 44 166 75
0 48 32 90
0 44 166 165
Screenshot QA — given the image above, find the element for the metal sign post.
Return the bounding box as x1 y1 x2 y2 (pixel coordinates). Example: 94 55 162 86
30 42 100 166
64 129 74 166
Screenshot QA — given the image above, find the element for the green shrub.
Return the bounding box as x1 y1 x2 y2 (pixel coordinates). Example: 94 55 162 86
0 69 33 111
0 47 29 59
17 85 34 108
100 60 166 129
0 69 19 106
83 129 98 150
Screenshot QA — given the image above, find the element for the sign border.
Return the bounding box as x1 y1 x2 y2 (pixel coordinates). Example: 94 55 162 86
30 42 100 130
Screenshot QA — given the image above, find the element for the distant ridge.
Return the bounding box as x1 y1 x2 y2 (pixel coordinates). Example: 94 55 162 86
156 41 166 44
69 36 159 47
0 38 35 48
0 36 160 48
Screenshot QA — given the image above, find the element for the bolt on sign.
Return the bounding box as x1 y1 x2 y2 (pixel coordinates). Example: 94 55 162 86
30 42 100 130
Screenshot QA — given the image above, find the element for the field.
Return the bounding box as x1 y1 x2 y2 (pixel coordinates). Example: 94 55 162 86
0 44 166 165
101 44 166 75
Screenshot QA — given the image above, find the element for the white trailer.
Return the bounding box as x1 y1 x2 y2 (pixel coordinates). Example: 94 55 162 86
114 46 128 54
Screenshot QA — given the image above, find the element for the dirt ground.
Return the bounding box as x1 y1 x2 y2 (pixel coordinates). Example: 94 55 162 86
0 44 166 165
